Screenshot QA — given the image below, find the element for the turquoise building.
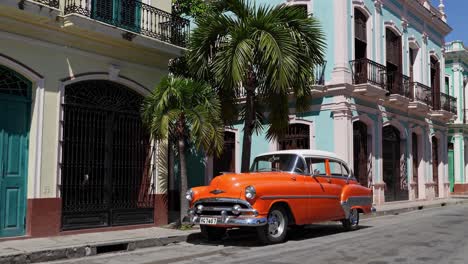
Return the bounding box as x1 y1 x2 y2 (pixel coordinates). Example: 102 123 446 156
186 0 457 205
445 41 468 193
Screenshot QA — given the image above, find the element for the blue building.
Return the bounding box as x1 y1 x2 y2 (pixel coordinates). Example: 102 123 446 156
185 0 457 206
445 41 468 193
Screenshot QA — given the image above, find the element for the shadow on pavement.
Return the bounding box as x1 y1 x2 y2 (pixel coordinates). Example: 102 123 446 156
186 223 371 247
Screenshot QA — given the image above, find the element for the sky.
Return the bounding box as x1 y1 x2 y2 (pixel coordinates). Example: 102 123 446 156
432 0 468 43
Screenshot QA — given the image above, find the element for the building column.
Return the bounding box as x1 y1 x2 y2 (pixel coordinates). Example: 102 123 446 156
407 129 416 200
332 108 353 165
373 0 383 64
331 0 352 84
373 114 385 205
454 64 465 123
424 126 433 199
422 33 429 85
465 138 468 184
438 132 448 198
453 132 464 184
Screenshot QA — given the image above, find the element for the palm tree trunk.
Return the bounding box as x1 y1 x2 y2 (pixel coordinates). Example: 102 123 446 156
178 138 188 224
241 89 255 172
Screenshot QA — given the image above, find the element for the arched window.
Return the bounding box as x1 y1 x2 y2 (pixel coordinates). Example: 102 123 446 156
0 65 31 98
354 8 368 60
278 124 310 150
386 28 403 94
431 57 441 109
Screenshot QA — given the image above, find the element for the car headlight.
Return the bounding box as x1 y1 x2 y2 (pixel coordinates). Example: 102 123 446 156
245 186 256 200
185 189 194 201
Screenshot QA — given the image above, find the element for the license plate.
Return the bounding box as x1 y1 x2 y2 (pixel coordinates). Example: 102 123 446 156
200 217 218 225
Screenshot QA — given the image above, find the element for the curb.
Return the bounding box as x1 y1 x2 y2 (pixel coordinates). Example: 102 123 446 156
0 233 194 264
363 198 468 219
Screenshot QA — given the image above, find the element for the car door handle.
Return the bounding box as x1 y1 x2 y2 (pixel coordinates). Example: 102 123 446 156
291 176 297 181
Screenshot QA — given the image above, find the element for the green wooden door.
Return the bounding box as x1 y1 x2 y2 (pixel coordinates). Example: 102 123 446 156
0 94 29 237
448 147 455 192
92 0 141 33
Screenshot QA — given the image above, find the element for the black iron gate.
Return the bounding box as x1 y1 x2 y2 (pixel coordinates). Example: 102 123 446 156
60 80 154 230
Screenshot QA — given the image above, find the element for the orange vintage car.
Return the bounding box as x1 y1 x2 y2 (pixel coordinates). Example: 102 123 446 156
186 150 374 244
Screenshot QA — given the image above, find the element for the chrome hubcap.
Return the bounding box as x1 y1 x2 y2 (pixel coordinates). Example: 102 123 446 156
349 209 359 226
268 210 285 238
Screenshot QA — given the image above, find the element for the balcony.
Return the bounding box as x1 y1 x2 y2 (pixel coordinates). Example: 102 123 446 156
350 58 388 97
440 92 457 114
386 71 411 106
408 82 432 112
64 0 190 47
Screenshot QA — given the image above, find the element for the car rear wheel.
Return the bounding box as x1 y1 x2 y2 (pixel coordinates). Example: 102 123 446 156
200 225 226 241
342 208 359 231
256 206 289 244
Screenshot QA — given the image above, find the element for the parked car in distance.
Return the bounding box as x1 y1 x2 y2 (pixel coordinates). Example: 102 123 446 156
186 150 374 244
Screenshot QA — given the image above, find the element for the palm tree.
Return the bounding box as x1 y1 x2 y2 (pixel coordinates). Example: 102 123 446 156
188 0 325 172
141 76 224 223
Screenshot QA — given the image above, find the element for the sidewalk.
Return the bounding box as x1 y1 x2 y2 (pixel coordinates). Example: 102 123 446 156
368 196 468 217
0 227 199 264
1 197 468 264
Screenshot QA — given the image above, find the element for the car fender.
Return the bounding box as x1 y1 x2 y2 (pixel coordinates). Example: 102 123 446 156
340 184 373 218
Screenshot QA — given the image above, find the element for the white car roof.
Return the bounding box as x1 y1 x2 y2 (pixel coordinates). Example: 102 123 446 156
256 149 346 163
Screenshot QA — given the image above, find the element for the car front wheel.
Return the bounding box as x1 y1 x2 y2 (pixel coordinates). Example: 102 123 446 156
256 206 289 244
342 208 359 231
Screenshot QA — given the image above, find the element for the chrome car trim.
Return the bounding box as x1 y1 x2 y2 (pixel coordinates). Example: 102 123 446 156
198 206 258 214
189 215 267 227
193 198 252 208
260 195 340 200
341 196 373 218
347 196 373 207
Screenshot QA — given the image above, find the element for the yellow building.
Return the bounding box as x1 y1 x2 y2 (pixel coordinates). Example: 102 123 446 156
0 0 187 238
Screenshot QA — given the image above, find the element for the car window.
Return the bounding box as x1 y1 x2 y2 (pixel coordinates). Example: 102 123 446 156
305 158 327 176
251 154 304 173
294 158 306 174
329 161 342 177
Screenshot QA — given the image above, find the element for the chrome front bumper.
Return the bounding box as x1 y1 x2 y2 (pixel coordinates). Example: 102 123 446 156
189 214 267 227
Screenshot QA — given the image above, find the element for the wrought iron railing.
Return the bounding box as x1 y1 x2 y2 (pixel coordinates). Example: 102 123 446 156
350 58 387 89
386 71 411 98
31 0 59 8
412 82 433 107
64 0 189 47
440 92 457 114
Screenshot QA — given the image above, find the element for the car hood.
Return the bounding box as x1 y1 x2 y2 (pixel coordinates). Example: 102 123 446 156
200 172 288 199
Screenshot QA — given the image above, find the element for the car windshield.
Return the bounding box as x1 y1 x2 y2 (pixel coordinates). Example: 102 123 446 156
250 154 305 173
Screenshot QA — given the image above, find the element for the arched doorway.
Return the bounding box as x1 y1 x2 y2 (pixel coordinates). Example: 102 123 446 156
353 121 368 186
412 132 419 199
61 80 154 230
432 136 439 198
383 125 407 202
278 123 310 150
448 142 454 192
0 65 31 237
213 131 236 177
